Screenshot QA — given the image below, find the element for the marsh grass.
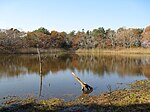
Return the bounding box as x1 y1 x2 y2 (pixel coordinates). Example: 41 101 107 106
76 48 150 54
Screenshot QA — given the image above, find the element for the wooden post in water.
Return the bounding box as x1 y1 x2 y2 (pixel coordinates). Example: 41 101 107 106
37 47 43 97
72 72 93 93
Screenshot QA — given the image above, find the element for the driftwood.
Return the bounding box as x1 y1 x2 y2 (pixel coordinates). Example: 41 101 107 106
72 72 93 93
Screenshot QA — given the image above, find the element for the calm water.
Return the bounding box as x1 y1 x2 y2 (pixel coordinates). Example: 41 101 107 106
0 53 149 102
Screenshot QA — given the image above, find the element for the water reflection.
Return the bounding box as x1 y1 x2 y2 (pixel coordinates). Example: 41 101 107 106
0 53 149 101
0 54 150 79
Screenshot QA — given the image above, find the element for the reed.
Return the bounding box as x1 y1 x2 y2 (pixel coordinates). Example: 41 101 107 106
76 48 150 54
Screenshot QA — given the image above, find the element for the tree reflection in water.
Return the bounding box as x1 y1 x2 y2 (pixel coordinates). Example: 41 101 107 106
0 54 150 79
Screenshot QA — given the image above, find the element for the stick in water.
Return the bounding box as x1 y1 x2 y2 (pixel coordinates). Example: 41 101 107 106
72 72 93 92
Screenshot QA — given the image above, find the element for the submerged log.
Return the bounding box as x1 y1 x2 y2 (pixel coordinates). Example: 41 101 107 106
72 72 93 93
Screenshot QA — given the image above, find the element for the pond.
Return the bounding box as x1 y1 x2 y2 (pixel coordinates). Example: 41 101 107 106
0 53 149 103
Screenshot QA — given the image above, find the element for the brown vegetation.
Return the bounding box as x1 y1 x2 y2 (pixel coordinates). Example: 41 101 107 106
0 26 150 53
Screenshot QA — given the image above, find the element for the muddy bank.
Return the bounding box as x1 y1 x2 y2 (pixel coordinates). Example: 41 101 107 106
0 80 149 112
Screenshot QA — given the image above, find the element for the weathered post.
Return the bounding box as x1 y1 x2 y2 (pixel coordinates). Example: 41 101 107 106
37 46 43 97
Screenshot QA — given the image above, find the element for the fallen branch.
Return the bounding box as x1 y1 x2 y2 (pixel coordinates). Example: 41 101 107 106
72 72 93 93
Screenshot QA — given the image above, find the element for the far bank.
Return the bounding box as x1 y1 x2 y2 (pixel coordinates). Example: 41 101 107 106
1 47 150 54
76 48 150 54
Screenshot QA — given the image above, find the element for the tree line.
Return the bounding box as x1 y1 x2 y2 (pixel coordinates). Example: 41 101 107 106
0 26 150 51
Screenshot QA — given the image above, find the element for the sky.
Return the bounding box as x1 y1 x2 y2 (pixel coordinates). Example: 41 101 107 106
0 0 150 32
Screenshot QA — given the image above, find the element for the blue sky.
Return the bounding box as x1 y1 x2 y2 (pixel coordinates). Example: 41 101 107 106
0 0 150 32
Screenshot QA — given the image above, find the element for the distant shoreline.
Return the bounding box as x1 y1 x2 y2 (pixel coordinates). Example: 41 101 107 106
76 48 150 54
1 48 150 54
0 48 68 54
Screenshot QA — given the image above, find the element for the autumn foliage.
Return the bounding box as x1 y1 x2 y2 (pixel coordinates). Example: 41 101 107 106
0 26 150 53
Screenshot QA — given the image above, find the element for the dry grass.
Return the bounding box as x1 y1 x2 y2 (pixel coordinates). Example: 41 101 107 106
76 48 150 54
